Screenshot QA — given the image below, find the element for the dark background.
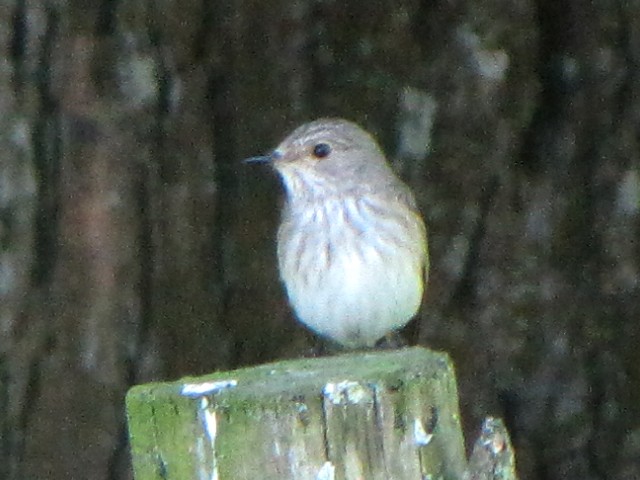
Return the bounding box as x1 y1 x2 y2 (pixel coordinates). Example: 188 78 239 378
1 1 639 479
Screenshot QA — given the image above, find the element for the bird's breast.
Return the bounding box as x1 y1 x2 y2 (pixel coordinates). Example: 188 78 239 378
276 196 425 347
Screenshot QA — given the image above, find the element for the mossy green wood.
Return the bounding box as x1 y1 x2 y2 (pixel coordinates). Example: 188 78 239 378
126 347 466 480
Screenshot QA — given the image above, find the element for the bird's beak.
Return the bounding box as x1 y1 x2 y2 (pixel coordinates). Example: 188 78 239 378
243 154 273 164
244 149 284 165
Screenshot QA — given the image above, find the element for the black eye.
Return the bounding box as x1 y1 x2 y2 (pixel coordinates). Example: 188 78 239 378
312 143 331 158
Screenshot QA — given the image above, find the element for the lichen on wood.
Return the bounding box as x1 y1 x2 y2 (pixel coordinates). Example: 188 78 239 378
127 347 467 480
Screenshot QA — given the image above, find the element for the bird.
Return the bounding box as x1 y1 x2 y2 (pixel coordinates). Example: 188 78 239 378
246 118 428 348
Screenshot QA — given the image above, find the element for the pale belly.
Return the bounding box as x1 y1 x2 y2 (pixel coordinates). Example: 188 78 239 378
277 200 425 347
287 251 422 347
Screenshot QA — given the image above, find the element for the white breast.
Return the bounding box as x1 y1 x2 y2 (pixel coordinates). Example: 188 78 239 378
277 196 425 347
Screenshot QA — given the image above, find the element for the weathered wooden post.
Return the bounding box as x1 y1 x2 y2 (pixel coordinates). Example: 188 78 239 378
126 347 516 479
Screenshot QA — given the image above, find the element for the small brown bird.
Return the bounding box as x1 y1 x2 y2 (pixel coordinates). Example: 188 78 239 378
247 119 428 348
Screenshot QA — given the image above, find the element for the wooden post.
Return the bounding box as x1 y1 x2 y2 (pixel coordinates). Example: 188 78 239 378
126 347 514 480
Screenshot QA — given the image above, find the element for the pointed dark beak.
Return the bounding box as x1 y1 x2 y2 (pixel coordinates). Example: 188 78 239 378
243 154 272 164
244 150 282 165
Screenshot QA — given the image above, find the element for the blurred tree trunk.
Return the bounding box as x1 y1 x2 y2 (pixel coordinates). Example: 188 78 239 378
0 1 639 480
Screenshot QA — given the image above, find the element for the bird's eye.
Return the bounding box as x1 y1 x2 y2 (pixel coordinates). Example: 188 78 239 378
312 143 331 158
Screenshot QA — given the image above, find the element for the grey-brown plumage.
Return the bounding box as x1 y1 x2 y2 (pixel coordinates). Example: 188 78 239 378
252 118 428 348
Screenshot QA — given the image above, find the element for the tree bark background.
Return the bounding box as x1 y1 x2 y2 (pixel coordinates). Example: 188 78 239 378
1 1 639 479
